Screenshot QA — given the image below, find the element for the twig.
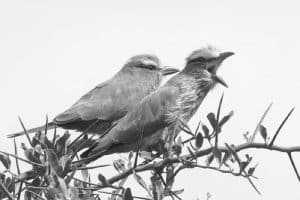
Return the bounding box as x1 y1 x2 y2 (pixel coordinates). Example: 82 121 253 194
269 107 295 147
0 150 44 167
134 126 145 169
14 138 21 175
26 190 46 200
250 103 273 143
44 115 48 136
52 125 57 144
18 116 33 147
215 93 224 147
246 177 261 195
0 180 14 200
155 171 182 200
287 152 300 182
76 164 110 170
17 181 23 200
182 137 195 144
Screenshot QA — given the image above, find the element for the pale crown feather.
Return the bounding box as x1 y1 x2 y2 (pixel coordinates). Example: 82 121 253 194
186 45 220 62
126 54 161 68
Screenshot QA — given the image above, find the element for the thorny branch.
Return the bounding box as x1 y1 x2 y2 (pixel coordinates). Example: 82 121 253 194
106 143 300 185
0 97 298 200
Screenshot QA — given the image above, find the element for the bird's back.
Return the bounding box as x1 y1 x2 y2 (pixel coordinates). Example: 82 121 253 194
54 68 161 134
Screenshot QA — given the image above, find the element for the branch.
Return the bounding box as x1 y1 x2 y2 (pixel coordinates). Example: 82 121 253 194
106 143 300 184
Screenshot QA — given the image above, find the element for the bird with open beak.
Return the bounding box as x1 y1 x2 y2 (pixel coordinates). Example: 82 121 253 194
80 46 234 162
7 55 179 138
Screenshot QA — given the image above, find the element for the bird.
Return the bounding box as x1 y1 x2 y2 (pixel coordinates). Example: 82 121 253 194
7 54 179 138
80 46 234 162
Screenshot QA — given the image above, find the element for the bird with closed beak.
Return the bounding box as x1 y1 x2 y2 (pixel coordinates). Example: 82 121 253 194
81 46 234 162
7 55 179 138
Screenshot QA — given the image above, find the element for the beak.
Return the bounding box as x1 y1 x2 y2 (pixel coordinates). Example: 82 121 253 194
161 66 180 76
208 51 234 88
213 52 235 66
211 75 228 88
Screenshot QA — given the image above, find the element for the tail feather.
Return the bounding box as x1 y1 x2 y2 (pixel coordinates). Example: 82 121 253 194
7 122 56 138
79 138 113 164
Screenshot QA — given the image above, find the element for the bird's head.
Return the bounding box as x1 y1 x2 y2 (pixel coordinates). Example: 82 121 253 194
123 54 179 76
185 46 234 88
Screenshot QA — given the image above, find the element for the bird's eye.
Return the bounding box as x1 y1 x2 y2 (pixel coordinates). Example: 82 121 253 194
146 65 157 70
195 57 206 62
138 64 156 70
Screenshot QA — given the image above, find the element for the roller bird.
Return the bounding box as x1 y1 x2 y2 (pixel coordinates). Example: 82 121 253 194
7 55 179 138
81 46 234 161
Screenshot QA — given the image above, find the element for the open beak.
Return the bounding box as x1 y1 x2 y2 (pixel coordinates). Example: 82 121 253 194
211 75 228 88
161 66 180 76
208 51 234 88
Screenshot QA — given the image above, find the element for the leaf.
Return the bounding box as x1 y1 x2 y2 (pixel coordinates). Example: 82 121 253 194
38 131 53 149
207 113 217 130
213 148 222 165
187 147 197 160
113 159 126 173
179 120 194 136
46 185 60 199
202 124 210 138
0 154 11 169
219 111 234 128
221 150 231 167
240 161 249 173
21 144 41 164
98 173 108 186
248 167 256 176
4 177 14 193
195 132 204 149
172 189 184 195
172 145 182 156
46 149 63 176
122 188 133 200
57 176 69 199
206 153 214 166
55 131 70 157
17 170 38 181
259 125 268 142
133 170 152 197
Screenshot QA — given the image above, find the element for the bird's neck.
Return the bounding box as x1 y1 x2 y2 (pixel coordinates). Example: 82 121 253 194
167 73 213 123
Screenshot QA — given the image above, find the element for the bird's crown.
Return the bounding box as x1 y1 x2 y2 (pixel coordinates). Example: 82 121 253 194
186 45 220 64
126 54 161 69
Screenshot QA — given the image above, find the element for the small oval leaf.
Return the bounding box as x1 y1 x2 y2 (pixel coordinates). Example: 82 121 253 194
219 111 234 127
259 125 268 142
195 133 204 149
0 154 11 169
207 113 217 130
213 148 222 164
123 188 133 200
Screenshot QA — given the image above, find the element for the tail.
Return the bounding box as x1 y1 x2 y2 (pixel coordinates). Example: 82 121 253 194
76 138 113 165
7 122 56 138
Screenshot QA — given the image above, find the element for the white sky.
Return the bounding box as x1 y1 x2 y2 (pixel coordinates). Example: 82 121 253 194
0 0 300 199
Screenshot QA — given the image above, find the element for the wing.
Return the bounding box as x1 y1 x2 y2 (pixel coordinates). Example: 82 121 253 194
54 74 149 127
84 85 180 155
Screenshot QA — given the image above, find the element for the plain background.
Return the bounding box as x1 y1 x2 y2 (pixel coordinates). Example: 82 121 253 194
0 0 300 199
